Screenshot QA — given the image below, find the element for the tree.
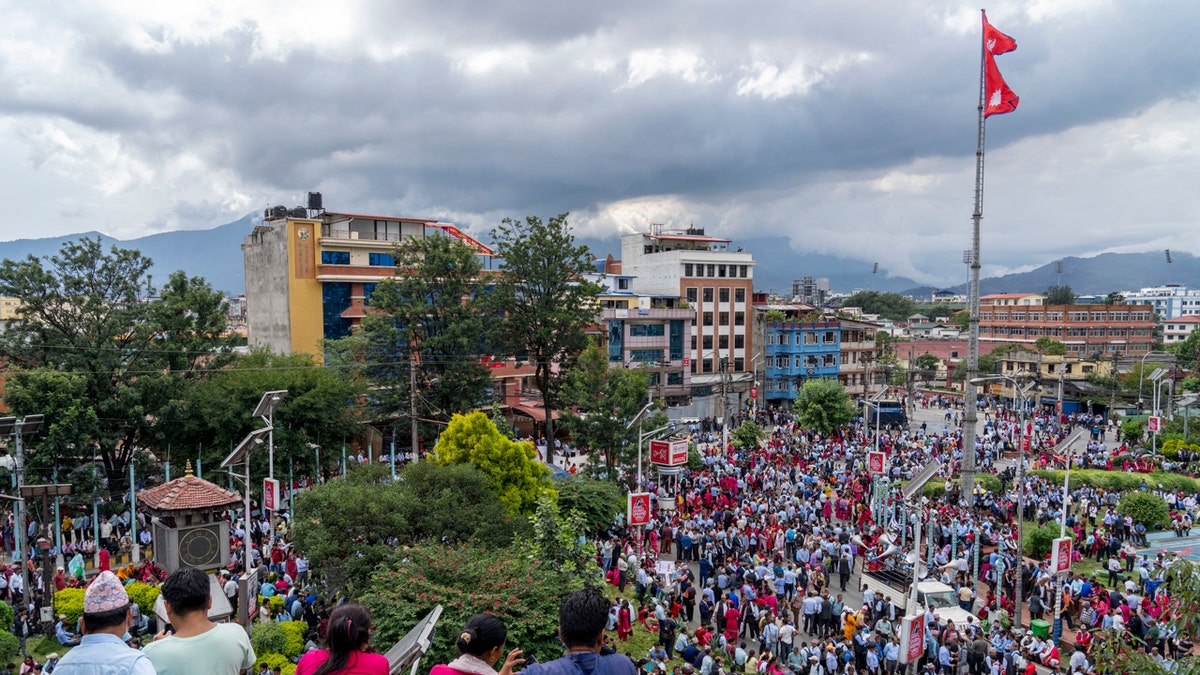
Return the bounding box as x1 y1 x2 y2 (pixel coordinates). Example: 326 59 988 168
1168 329 1200 373
432 411 555 514
949 310 970 331
555 476 624 534
559 340 654 476
1181 376 1200 393
331 236 496 451
1034 336 1067 355
1104 291 1125 306
763 308 787 323
156 349 363 484
730 420 766 449
842 291 917 322
1118 492 1170 529
952 354 997 382
792 379 856 435
291 462 524 595
1089 560 1200 674
912 353 941 385
1044 285 1075 305
486 214 603 465
0 239 235 491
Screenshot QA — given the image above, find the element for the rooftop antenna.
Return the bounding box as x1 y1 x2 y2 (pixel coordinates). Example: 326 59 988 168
1166 249 1173 286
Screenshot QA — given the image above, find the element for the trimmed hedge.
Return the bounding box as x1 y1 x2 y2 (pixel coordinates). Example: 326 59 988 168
53 588 86 626
1028 470 1200 494
0 631 17 663
126 582 160 617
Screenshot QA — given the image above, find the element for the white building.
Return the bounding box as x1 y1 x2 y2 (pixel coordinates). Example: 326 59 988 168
1119 285 1200 320
1163 315 1200 344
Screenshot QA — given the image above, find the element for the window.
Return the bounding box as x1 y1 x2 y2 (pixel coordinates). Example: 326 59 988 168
363 283 377 304
1091 312 1107 322
734 311 745 326
1048 311 1063 321
739 266 748 278
630 324 665 337
718 335 729 349
629 349 664 364
667 372 683 385
707 265 715 277
691 336 697 350
719 288 730 302
735 288 746 303
686 287 697 303
703 336 713 350
822 354 836 367
617 278 630 290
718 265 727 278
734 335 744 349
684 264 693 277
734 357 744 371
703 288 714 302
702 359 713 373
703 312 713 326
1011 311 1025 321
1068 312 1088 322
694 265 704 278
321 250 350 265
368 252 395 266
719 312 729 326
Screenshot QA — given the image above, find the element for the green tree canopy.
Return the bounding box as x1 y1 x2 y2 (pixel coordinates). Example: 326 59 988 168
842 291 917 321
731 420 767 449
1044 285 1075 305
327 235 495 452
555 476 624 534
0 238 235 491
952 354 997 382
432 411 555 514
291 462 525 595
559 340 655 476
486 214 603 465
792 379 856 435
912 353 941 385
1034 336 1067 355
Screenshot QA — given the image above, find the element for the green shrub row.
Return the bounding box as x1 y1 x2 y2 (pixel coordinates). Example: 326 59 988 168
1028 470 1200 494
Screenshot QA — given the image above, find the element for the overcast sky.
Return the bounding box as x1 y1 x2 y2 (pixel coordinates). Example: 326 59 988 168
0 0 1197 286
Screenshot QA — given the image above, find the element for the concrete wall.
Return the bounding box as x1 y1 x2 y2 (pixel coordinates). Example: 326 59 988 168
243 224 293 354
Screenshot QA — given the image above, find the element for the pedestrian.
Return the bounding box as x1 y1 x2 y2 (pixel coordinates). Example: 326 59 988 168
430 614 523 675
521 590 636 675
295 603 388 675
50 570 155 674
143 567 256 675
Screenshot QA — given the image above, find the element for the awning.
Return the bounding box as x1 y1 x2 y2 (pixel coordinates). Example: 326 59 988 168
340 305 367 319
510 403 561 422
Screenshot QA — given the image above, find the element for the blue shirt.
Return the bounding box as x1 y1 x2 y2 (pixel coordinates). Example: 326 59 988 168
52 633 156 675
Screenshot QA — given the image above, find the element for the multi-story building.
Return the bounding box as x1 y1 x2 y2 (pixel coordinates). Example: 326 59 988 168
1120 285 1200 320
590 273 694 406
754 303 879 403
243 203 493 357
791 276 830 307
1164 315 1200 344
978 294 1156 356
618 226 755 410
990 349 1112 415
0 297 20 321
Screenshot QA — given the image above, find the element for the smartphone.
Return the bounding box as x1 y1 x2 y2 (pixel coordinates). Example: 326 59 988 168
526 655 538 665
164 623 175 634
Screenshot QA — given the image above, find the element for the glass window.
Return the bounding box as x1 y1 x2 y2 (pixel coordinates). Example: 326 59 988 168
686 287 697 303
684 264 693 277
630 324 665 337
735 288 745 303
702 336 713 350
739 266 748 278
719 312 729 326
719 288 730 302
702 359 713 373
629 349 664 364
703 312 713 326
703 288 714 302
718 335 729 349
735 312 745 326
321 250 350 265
734 335 744 349
707 265 715 277
718 265 727 278
667 372 683 386
368 252 395 266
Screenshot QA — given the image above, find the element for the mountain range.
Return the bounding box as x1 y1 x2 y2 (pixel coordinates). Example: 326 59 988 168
1 215 1194 299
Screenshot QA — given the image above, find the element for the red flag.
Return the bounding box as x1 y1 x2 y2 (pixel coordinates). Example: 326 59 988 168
982 11 1017 56
981 12 1019 118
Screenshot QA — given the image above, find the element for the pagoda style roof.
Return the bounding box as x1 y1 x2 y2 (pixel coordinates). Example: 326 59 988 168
138 475 242 515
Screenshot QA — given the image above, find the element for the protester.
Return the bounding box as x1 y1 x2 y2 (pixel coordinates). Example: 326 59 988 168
295 603 388 675
430 614 524 675
143 567 256 675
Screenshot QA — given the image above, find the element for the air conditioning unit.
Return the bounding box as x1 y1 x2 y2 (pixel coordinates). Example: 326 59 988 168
349 232 359 240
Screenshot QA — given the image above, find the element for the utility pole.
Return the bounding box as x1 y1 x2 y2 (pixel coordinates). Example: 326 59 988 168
719 357 730 450
410 352 419 460
1 415 43 609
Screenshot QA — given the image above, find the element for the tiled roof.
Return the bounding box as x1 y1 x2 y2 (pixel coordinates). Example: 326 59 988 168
138 476 242 513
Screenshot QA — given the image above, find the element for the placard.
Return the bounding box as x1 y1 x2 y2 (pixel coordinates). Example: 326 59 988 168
1050 536 1072 574
649 439 688 466
899 614 925 664
263 478 280 512
628 493 652 526
868 451 886 474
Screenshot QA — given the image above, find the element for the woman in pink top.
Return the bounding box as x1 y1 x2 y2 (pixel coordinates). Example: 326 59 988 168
430 613 523 675
296 603 389 675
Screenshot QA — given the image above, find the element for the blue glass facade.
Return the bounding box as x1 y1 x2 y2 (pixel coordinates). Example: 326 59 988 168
764 320 841 401
322 282 353 340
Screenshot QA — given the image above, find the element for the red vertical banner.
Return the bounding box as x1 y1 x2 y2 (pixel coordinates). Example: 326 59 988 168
628 493 652 526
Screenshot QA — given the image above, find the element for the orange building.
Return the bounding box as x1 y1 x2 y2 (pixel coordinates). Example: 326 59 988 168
978 293 1155 356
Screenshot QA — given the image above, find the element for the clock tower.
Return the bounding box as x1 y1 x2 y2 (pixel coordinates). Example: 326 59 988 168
137 463 243 574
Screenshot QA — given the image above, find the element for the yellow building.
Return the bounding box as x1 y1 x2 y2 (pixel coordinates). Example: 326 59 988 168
0 297 20 321
242 200 493 358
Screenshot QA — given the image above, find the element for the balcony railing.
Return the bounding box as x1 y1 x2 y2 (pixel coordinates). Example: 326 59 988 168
320 226 404 242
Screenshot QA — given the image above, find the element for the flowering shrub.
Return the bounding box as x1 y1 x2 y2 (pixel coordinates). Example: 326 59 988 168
125 582 160 617
255 652 296 675
53 588 86 626
363 543 567 666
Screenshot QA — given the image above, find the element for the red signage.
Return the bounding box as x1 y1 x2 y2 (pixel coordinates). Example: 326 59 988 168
683 358 690 367
649 439 688 466
868 451 886 475
263 478 280 512
750 387 758 400
900 614 925 664
1050 536 1072 574
1148 416 1162 433
628 493 652 526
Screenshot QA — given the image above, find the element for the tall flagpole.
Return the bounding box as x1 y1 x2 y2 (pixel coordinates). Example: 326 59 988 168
960 8 989 507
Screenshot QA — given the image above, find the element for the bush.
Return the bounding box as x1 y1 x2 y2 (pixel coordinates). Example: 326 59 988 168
258 595 286 612
250 621 288 658
923 480 946 498
1119 492 1170 529
280 621 307 659
1024 524 1069 559
255 653 296 675
363 544 569 667
555 477 624 534
53 588 86 626
1028 470 1200 494
126 582 160 617
0 601 13 633
976 474 1002 493
0 631 17 664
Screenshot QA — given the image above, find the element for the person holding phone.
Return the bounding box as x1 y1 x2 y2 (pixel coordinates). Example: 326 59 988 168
431 614 524 675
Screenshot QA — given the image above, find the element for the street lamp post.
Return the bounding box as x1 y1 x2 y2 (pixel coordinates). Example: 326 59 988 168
221 426 270 598
1138 351 1171 409
0 414 43 609
1052 428 1087 645
253 390 287 485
